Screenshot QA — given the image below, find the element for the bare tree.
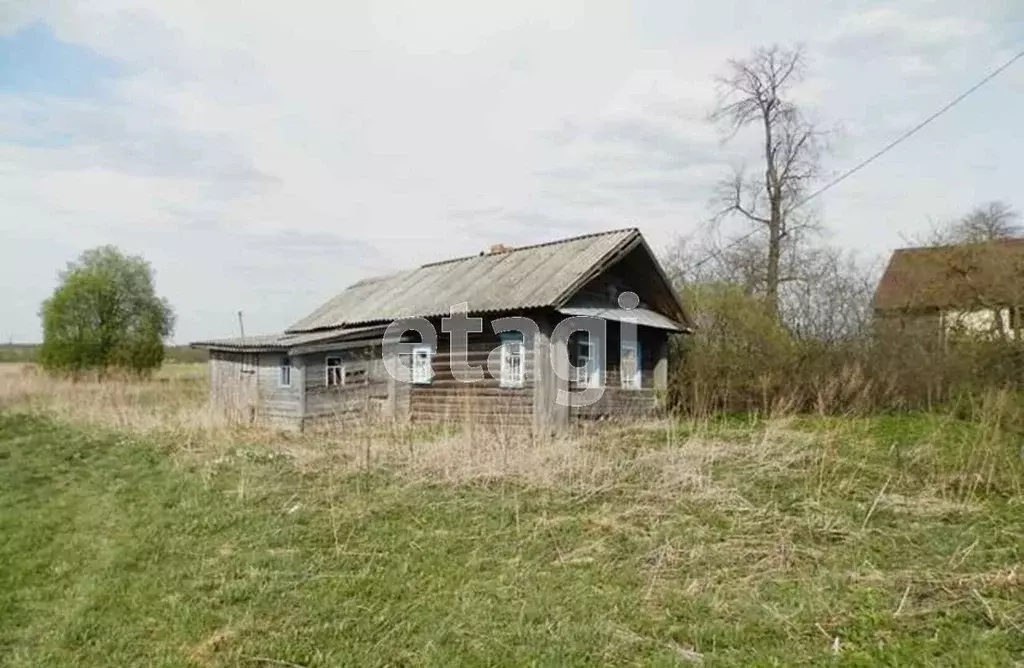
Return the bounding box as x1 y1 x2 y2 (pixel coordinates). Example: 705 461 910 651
779 247 878 343
664 226 800 294
912 201 1022 246
950 201 1021 243
710 45 826 320
663 232 876 343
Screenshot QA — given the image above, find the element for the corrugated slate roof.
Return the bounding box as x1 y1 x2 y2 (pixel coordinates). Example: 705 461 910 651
191 325 387 352
190 332 287 351
875 238 1024 311
286 228 642 332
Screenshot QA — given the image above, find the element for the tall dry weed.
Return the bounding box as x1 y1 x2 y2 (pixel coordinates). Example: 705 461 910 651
0 363 221 433
3 362 1019 503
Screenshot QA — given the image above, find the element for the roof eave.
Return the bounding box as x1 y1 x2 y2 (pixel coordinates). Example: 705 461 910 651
190 343 286 353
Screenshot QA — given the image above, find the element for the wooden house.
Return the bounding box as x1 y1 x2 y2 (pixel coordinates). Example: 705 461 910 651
191 228 691 431
874 239 1024 342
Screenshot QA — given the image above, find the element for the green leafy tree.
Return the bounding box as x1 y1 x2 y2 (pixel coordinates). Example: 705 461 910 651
39 246 175 375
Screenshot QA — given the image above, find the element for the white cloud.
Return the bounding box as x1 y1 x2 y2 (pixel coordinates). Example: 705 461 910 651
0 0 1020 341
840 7 981 43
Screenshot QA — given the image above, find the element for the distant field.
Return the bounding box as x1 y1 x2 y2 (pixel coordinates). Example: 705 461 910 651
0 344 207 364
0 344 36 364
0 369 1021 665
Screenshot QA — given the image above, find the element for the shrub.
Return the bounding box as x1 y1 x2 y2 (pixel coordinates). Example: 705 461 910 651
670 283 1024 417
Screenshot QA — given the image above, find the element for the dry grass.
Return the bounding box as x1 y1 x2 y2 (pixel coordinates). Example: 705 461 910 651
0 363 847 523
0 362 218 433
0 363 741 488
2 363 1023 665
2 363 1021 501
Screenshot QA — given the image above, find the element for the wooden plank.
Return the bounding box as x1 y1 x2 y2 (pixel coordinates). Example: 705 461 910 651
410 400 532 409
410 388 532 397
410 413 533 425
296 356 306 421
569 386 657 420
531 313 568 433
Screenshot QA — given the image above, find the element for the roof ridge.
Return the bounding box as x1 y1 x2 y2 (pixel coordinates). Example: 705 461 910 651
892 237 1024 253
419 227 639 268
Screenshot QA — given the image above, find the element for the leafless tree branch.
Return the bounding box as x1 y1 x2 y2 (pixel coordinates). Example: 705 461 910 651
911 201 1022 246
708 44 826 320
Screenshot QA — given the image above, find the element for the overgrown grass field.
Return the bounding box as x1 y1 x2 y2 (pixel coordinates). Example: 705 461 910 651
0 366 1021 666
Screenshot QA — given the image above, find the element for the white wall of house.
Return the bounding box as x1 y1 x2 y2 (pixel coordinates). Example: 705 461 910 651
942 308 1018 339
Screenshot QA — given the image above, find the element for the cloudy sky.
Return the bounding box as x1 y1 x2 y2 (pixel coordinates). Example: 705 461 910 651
1 0 1021 343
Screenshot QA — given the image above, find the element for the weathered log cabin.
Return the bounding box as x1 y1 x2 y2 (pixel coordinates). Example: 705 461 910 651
191 228 691 431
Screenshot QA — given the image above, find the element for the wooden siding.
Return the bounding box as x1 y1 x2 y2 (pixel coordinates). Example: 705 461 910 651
409 321 535 427
208 350 301 424
257 353 301 418
209 350 254 420
572 269 645 307
302 345 390 422
570 388 658 419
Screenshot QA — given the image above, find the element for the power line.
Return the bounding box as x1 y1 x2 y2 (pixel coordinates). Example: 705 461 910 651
687 228 760 272
688 48 1024 273
795 48 1024 208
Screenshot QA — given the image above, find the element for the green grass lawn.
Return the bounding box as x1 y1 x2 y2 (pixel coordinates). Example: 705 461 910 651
0 412 1021 666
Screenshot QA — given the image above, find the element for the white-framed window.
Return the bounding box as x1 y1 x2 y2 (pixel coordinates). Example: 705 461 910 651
499 333 525 388
570 332 602 388
326 356 345 387
620 341 641 390
279 356 292 387
411 345 433 384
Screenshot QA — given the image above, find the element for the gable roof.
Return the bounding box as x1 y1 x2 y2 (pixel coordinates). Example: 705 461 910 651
874 238 1024 312
286 227 689 333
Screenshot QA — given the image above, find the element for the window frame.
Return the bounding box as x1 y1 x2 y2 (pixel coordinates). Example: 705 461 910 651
499 332 525 389
572 335 590 386
570 332 602 388
620 341 642 390
326 355 345 387
278 355 292 388
411 345 433 385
